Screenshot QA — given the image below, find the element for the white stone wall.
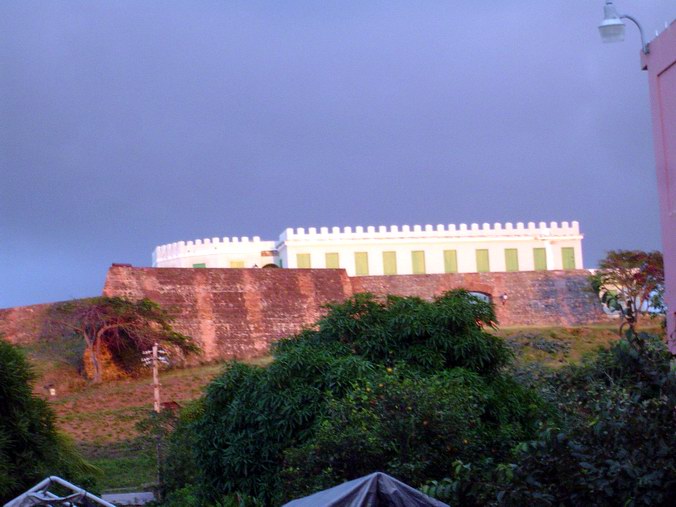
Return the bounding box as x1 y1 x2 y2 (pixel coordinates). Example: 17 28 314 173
153 221 584 275
153 236 277 268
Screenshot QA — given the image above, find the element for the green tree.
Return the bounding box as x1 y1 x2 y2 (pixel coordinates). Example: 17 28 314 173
179 290 535 505
0 339 95 503
52 297 199 383
281 369 542 502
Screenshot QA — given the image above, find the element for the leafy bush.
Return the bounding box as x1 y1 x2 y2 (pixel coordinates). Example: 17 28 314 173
162 290 676 506
281 368 543 501
194 350 374 504
503 334 676 506
276 291 508 375
0 339 96 503
158 485 263 507
174 291 532 505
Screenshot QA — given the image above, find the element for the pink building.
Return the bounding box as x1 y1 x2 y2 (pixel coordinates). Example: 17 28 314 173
642 21 676 351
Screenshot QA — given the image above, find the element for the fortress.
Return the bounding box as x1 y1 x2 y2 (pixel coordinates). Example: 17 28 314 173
0 220 606 362
153 220 584 275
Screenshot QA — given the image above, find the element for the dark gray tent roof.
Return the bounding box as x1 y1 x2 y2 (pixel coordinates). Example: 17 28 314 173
282 472 450 507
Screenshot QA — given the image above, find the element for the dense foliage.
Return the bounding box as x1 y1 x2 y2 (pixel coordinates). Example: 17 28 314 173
502 333 676 506
281 368 541 499
53 297 199 382
420 333 676 506
164 291 545 505
0 340 95 503
161 289 675 506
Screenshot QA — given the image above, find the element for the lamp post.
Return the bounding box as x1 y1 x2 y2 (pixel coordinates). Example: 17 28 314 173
598 0 649 54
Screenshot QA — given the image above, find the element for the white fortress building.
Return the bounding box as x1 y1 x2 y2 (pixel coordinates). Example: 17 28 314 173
152 220 584 276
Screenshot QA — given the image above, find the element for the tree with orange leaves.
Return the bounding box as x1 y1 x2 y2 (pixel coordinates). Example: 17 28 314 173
591 250 664 332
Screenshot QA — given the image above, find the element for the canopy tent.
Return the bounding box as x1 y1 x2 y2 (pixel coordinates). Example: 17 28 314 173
282 472 449 507
3 476 115 507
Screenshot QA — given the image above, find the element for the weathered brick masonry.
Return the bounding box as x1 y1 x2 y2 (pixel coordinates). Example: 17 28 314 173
1 266 605 361
352 270 603 327
102 266 354 361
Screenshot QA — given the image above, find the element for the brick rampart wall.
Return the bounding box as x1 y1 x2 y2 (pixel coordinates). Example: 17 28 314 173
352 270 604 326
1 266 605 361
102 266 354 360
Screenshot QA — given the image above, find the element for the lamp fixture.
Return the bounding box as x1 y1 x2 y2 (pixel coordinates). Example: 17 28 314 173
598 1 649 54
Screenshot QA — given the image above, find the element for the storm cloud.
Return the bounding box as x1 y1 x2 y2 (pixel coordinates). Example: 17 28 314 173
1 1 673 307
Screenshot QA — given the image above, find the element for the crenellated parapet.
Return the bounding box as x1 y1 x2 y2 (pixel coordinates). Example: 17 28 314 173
153 236 276 265
152 220 584 272
277 221 581 242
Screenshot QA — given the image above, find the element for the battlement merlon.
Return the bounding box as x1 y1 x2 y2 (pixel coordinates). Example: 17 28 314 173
153 236 276 263
154 220 583 265
277 221 581 243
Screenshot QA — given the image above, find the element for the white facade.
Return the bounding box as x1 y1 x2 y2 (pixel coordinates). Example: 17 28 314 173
152 236 277 268
153 221 584 275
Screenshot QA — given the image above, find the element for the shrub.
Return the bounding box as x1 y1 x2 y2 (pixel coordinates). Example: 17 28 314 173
281 368 543 502
179 291 525 505
503 334 676 506
0 339 95 503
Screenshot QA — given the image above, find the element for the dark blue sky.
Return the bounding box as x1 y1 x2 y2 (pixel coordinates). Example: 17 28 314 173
1 1 673 308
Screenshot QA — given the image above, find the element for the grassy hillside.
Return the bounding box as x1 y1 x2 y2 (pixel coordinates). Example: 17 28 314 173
22 336 271 491
497 322 663 367
21 322 662 492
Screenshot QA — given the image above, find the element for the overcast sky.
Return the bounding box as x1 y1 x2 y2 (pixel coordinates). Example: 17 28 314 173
1 1 673 308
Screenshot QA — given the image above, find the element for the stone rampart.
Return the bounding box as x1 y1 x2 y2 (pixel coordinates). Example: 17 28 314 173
1 266 606 361
102 266 354 361
352 270 603 327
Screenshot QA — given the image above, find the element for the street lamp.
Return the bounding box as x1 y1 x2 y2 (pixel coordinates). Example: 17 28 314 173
598 1 649 54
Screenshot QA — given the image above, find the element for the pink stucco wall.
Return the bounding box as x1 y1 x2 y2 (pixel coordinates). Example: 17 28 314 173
642 21 676 351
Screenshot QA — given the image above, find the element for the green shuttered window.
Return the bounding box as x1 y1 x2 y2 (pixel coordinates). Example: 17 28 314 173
562 247 576 270
355 252 369 275
533 248 547 271
383 251 397 275
504 249 519 272
192 263 206 268
412 251 426 274
296 253 311 268
476 249 490 273
444 250 458 273
325 252 339 269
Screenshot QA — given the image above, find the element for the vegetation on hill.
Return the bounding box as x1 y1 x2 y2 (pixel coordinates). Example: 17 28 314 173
154 292 674 506
0 339 96 504
50 297 199 383
502 332 676 505
160 291 547 505
418 331 676 505
8 289 671 505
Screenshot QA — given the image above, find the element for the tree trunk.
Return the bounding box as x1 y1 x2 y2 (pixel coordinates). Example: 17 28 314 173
91 338 102 383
